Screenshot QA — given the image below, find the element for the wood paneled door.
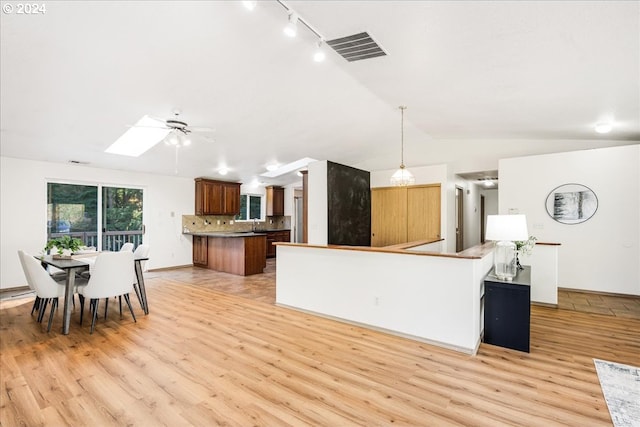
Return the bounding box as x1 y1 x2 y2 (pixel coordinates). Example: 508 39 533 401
371 187 408 247
371 184 441 247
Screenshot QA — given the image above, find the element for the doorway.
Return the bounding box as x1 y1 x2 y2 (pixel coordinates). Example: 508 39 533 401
480 195 486 243
294 195 303 243
455 186 464 252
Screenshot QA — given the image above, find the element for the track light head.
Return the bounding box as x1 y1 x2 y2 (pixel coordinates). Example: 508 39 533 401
313 39 326 62
284 12 298 37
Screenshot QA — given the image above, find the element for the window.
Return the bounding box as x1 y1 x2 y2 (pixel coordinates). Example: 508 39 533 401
47 182 144 251
235 194 263 221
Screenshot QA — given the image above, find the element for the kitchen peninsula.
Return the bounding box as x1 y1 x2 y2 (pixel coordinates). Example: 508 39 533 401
187 232 266 276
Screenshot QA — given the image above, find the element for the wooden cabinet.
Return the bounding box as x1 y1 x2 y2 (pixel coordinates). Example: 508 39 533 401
192 235 208 267
371 187 407 247
266 186 285 216
195 178 241 216
407 185 441 242
266 230 290 258
371 184 441 247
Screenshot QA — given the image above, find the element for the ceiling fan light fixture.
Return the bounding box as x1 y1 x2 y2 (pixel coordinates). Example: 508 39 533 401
390 106 415 186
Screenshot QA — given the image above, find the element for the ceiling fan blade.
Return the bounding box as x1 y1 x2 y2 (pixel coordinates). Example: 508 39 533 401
188 126 216 133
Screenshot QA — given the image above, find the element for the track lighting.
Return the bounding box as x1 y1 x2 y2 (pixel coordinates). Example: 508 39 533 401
313 39 326 62
284 13 298 37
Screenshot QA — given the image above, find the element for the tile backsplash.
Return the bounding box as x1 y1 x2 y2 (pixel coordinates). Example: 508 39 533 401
182 215 291 233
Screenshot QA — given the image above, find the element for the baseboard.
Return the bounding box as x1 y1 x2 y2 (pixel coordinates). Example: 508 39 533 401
558 287 640 298
147 264 193 272
0 285 30 296
532 301 558 308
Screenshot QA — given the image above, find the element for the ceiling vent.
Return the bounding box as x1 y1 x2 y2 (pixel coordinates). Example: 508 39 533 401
326 32 387 62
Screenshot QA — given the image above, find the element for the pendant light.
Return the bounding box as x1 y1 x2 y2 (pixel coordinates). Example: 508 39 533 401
390 106 415 186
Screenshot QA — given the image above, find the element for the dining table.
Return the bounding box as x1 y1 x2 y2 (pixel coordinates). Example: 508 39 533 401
38 253 150 334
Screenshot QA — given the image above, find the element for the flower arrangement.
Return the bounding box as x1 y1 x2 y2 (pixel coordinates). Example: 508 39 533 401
514 235 537 270
515 235 537 256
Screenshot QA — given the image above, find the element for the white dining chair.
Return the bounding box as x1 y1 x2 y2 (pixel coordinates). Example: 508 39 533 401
77 251 136 334
120 242 134 252
132 244 150 309
46 246 68 282
18 250 68 332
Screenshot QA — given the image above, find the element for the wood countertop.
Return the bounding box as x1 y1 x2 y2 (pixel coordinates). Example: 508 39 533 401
276 239 491 260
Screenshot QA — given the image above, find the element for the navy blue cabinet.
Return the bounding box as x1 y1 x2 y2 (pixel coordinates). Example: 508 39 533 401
484 266 531 352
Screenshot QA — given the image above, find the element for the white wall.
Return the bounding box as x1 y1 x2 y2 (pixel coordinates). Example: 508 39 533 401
499 145 640 295
276 244 492 354
307 160 328 245
1 156 194 289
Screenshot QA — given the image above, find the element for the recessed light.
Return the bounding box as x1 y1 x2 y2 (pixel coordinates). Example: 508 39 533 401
266 164 279 172
595 122 613 134
242 1 257 11
219 168 229 176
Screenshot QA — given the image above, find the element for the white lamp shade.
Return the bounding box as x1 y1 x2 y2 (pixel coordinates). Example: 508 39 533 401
485 214 529 241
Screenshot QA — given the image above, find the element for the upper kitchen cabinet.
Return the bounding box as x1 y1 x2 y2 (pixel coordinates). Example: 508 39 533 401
266 186 285 217
195 178 241 216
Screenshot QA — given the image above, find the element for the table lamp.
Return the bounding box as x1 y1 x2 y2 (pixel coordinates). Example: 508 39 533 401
485 214 529 281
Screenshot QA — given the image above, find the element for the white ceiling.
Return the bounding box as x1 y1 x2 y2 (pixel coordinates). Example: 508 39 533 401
1 1 638 187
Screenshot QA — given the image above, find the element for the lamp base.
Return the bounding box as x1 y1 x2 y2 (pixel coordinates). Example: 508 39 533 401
494 240 517 281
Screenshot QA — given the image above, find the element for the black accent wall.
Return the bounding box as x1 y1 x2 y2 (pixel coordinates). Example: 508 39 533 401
327 161 371 246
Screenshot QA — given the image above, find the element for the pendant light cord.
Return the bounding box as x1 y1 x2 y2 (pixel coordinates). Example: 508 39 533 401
399 106 407 168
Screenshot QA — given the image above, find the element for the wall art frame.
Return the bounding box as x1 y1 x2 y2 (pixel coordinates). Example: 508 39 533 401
545 183 598 224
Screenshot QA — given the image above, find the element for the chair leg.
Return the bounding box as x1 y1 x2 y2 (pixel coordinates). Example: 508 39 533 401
90 299 99 334
133 283 143 310
118 296 123 318
104 298 109 320
123 294 137 323
46 298 58 333
37 298 49 323
79 294 85 325
31 296 40 316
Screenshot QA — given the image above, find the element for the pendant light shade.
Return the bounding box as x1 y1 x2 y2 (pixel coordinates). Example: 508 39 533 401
390 106 415 186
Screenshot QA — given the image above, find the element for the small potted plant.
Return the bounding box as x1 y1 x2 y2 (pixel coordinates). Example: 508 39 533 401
44 235 83 259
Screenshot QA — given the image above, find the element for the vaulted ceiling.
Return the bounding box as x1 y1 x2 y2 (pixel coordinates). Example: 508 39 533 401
1 1 638 186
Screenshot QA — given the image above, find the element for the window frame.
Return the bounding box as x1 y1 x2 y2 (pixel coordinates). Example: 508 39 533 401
235 193 264 222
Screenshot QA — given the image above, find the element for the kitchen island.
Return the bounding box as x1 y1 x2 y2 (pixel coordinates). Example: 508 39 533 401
187 232 266 276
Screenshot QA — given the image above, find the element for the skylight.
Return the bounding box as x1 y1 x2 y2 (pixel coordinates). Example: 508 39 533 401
105 115 169 157
260 157 317 178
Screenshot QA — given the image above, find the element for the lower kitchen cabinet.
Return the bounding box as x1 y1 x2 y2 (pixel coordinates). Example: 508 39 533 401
266 230 290 258
193 235 208 267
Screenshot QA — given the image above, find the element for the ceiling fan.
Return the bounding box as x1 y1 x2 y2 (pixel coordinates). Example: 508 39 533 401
106 110 215 174
139 110 215 145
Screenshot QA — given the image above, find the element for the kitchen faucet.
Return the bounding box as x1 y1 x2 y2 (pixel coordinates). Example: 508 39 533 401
252 218 258 231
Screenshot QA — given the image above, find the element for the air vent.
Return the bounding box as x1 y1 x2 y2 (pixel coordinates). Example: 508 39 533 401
326 32 387 62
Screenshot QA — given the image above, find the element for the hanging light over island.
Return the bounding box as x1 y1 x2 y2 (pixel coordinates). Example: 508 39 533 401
390 106 415 186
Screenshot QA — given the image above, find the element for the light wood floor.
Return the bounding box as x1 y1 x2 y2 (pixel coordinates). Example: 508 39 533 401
1 261 639 426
